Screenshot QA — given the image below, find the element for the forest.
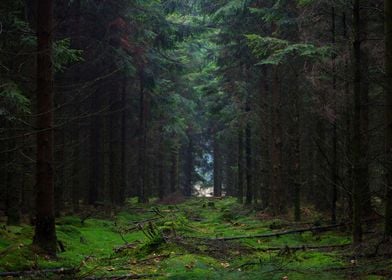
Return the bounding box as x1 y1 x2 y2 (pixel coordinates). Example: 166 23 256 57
1 0 392 279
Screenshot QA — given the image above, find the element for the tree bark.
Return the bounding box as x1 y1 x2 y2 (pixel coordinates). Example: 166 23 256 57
170 142 179 194
293 79 301 222
33 0 57 255
119 78 128 205
225 134 236 196
270 68 283 214
385 0 392 236
184 132 193 197
359 2 372 216
71 0 81 212
158 139 165 200
352 0 363 244
108 82 119 206
88 89 103 205
237 128 244 203
213 134 222 197
331 6 338 224
343 11 354 220
137 72 148 203
245 99 252 204
54 124 64 217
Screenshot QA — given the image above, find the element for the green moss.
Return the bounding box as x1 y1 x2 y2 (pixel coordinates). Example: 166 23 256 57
0 246 38 271
0 198 389 279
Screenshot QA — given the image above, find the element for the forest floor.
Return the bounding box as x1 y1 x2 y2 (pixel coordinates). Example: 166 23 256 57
0 197 391 279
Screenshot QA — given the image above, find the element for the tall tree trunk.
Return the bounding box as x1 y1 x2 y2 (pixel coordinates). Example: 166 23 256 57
270 68 283 214
384 0 392 236
88 90 103 205
225 134 236 196
352 0 363 244
54 125 64 217
343 11 354 220
71 123 80 212
245 99 252 204
293 78 301 222
137 72 148 203
213 135 222 197
119 79 128 205
184 132 193 197
259 68 270 208
33 0 57 255
360 7 372 216
170 141 179 194
158 138 165 200
331 6 338 224
237 128 244 203
71 0 81 212
108 84 118 206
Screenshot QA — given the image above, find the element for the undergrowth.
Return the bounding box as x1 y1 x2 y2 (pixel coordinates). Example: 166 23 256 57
0 197 390 279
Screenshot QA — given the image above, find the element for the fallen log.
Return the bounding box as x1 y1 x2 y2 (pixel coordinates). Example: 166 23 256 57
255 243 351 252
212 222 349 241
0 268 76 277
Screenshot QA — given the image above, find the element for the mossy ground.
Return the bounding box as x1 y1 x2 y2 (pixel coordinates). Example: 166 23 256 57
0 197 390 279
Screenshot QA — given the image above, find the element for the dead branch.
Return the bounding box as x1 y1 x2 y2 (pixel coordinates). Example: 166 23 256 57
255 243 351 252
211 222 350 241
113 242 139 254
